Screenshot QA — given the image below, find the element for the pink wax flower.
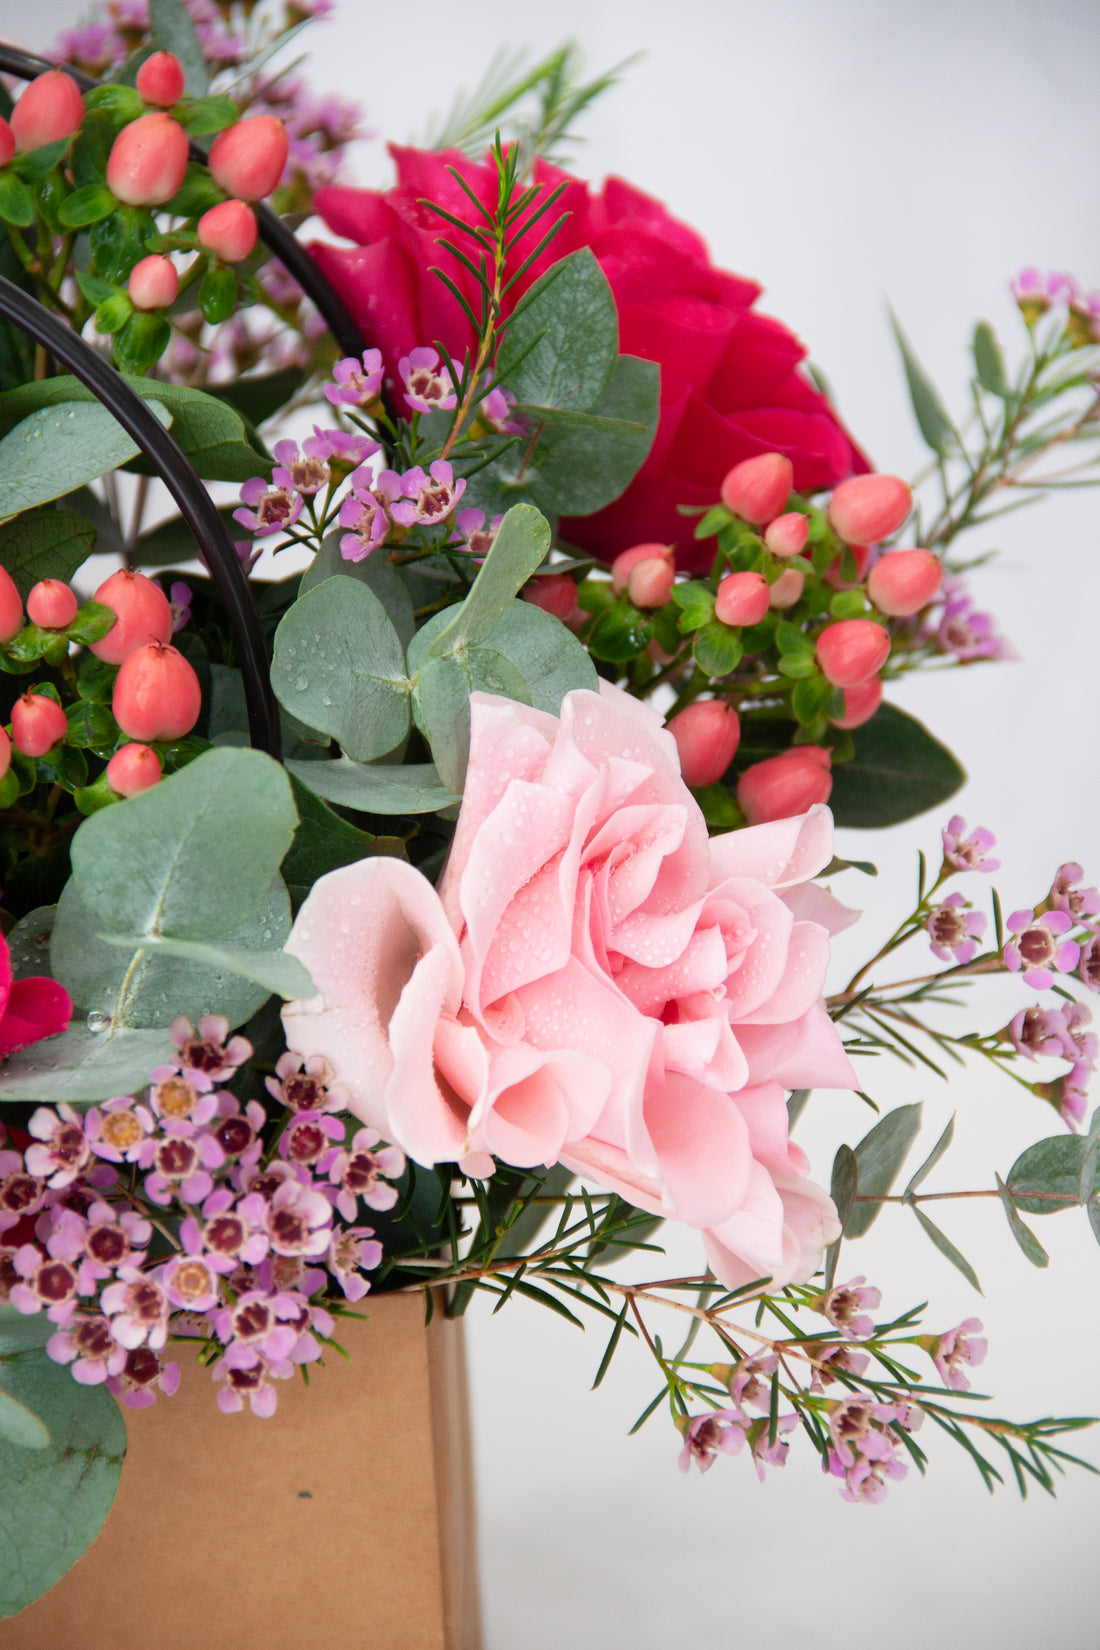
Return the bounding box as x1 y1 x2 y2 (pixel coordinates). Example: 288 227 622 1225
813 1275 881 1340
305 424 379 470
168 580 191 633
1003 909 1079 992
925 893 987 965
324 349 385 408
100 1269 169 1350
23 1105 90 1188
679 1409 748 1473
941 815 1000 875
272 439 329 497
1063 1002 1098 1065
81 1201 151 1281
479 386 523 433
1080 934 1100 995
1054 1062 1093 1130
338 465 396 560
9 1246 79 1323
320 1127 405 1219
930 1318 988 1392
1049 863 1100 925
166 1015 253 1089
234 477 303 538
745 1412 799 1482
0 1163 47 1234
810 1343 871 1392
213 1347 288 1418
391 459 465 528
47 1315 127 1385
278 1111 345 1168
265 1050 348 1114
1009 1005 1075 1061
397 346 457 413
0 926 71 1058
930 580 1013 663
263 1178 333 1258
453 508 503 558
326 1225 382 1300
283 683 855 1293
107 1345 180 1409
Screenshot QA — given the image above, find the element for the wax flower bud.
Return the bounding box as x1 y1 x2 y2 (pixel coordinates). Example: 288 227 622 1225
11 70 84 153
0 564 24 641
89 569 174 664
768 568 805 610
720 453 793 525
737 746 832 825
11 690 68 758
763 511 809 558
0 117 14 169
26 579 78 630
628 557 675 609
611 542 673 595
197 199 258 263
106 743 163 797
816 619 891 688
715 570 770 628
128 254 179 311
668 700 741 788
830 675 883 729
208 115 289 201
867 548 942 617
135 51 186 108
522 574 579 623
827 474 912 545
112 642 202 742
107 112 189 207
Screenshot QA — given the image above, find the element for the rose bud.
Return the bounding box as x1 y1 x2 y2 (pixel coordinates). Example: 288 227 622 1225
0 117 15 169
522 573 578 623
611 541 673 595
26 579 78 630
197 199 258 262
106 742 163 797
89 569 174 664
628 556 675 609
0 726 10 780
135 50 186 108
715 570 769 628
668 700 741 788
720 453 793 525
128 253 179 312
763 511 809 558
208 115 289 201
0 564 24 641
11 690 68 758
106 112 189 207
831 675 883 729
768 568 805 610
827 474 912 545
737 746 832 825
816 618 891 688
11 70 84 153
112 642 202 741
867 548 942 616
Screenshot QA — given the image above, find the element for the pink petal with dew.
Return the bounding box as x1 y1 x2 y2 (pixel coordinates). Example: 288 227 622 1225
472 1043 610 1165
642 1072 753 1227
736 921 831 1025
712 881 796 1019
283 858 462 1132
617 922 730 1015
660 1014 750 1094
385 946 477 1167
706 804 834 890
735 1003 858 1090
781 881 861 935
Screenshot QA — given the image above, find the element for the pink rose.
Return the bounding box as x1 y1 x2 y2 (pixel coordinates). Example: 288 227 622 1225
0 927 71 1059
283 686 853 1291
311 149 867 570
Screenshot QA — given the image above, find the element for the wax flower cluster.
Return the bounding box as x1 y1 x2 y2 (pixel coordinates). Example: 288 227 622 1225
0 1018 404 1416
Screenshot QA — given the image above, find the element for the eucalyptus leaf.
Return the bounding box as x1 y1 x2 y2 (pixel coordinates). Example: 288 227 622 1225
415 646 530 793
300 535 416 648
271 576 412 763
0 1319 126 1620
827 705 966 828
824 1143 858 1289
0 1024 173 1104
890 309 956 457
99 930 313 1000
1006 1134 1100 1215
0 508 97 596
150 0 209 93
5 906 56 981
0 401 171 522
69 746 298 942
425 503 551 655
497 248 618 412
972 322 1007 398
0 1387 50 1451
525 354 659 517
412 593 596 713
996 1172 1049 1268
845 1102 922 1238
283 774 388 898
903 1113 955 1198
911 1206 983 1292
285 757 458 815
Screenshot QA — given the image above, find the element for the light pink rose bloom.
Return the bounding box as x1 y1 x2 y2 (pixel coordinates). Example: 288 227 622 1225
283 685 854 1290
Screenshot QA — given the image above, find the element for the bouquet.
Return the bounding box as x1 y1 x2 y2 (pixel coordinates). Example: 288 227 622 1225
0 0 1097 1625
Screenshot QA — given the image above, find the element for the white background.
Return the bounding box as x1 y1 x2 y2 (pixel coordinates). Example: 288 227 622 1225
13 2 1100 1644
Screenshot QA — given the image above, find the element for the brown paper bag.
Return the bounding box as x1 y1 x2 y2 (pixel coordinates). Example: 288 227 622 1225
3 1293 482 1650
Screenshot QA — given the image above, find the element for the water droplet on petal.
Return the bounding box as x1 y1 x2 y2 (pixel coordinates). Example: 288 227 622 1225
87 1011 111 1034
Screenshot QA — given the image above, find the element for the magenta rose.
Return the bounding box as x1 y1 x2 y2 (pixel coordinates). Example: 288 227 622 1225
311 149 867 570
0 928 71 1059
282 686 854 1292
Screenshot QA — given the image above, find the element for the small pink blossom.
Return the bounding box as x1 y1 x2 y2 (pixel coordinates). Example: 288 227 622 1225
304 425 379 470
398 346 456 413
23 1105 90 1189
9 1246 79 1323
1049 864 1100 925
213 1343 293 1417
272 439 329 497
320 1127 405 1220
1078 933 1100 995
925 892 987 965
1009 1005 1075 1061
326 1224 381 1300
47 1315 127 1384
79 1202 151 1283
1063 1002 1098 1065
337 465 396 561
930 1318 988 1392
0 1165 47 1234
207 1095 265 1166
390 459 466 529
169 581 191 633
142 1124 225 1207
106 1345 180 1409
324 349 385 408
479 386 523 434
810 1342 872 1391
101 1269 169 1350
264 1179 333 1258
813 1276 881 1341
745 1412 798 1481
678 1410 748 1473
727 1353 777 1413
168 1016 252 1087
233 476 303 538
278 1111 345 1168
200 1187 270 1265
147 1074 215 1124
453 507 503 559
265 1050 348 1114
941 815 1000 874
1004 909 1079 992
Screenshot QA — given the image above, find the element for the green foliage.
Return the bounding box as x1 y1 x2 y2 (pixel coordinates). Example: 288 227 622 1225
57 184 115 230
200 264 238 325
824 1143 858 1289
0 174 34 229
0 1025 173 1104
113 311 171 376
285 758 458 815
996 1173 1049 1269
283 775 392 903
0 509 96 595
300 536 416 648
972 322 1007 398
271 576 412 763
179 94 239 136
1006 1134 1100 1215
0 1314 126 1621
912 1206 982 1293
208 367 306 429
0 401 171 522
890 308 956 457
844 1102 923 1238
89 204 158 284
497 248 618 413
827 704 966 827
426 502 551 652
692 619 742 677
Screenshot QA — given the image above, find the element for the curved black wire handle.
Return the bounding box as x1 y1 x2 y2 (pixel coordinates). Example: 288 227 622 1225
0 275 283 754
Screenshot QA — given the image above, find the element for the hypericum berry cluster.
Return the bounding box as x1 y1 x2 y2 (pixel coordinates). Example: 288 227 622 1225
0 563 199 818
0 1019 405 1417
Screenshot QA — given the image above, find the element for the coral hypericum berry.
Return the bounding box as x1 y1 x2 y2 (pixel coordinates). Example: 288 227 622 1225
26 580 78 630
11 691 68 758
106 743 163 797
668 700 741 788
89 570 174 664
763 512 809 558
0 117 15 170
112 643 202 742
867 548 942 617
827 474 912 546
816 619 891 688
737 746 832 825
197 199 258 263
11 70 84 153
135 51 186 108
106 112 189 206
0 565 24 641
831 675 883 729
208 116 289 201
720 453 793 525
715 570 770 628
610 542 673 595
129 254 179 311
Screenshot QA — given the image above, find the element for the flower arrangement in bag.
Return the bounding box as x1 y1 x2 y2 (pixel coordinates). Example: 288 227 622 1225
0 0 1098 1620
